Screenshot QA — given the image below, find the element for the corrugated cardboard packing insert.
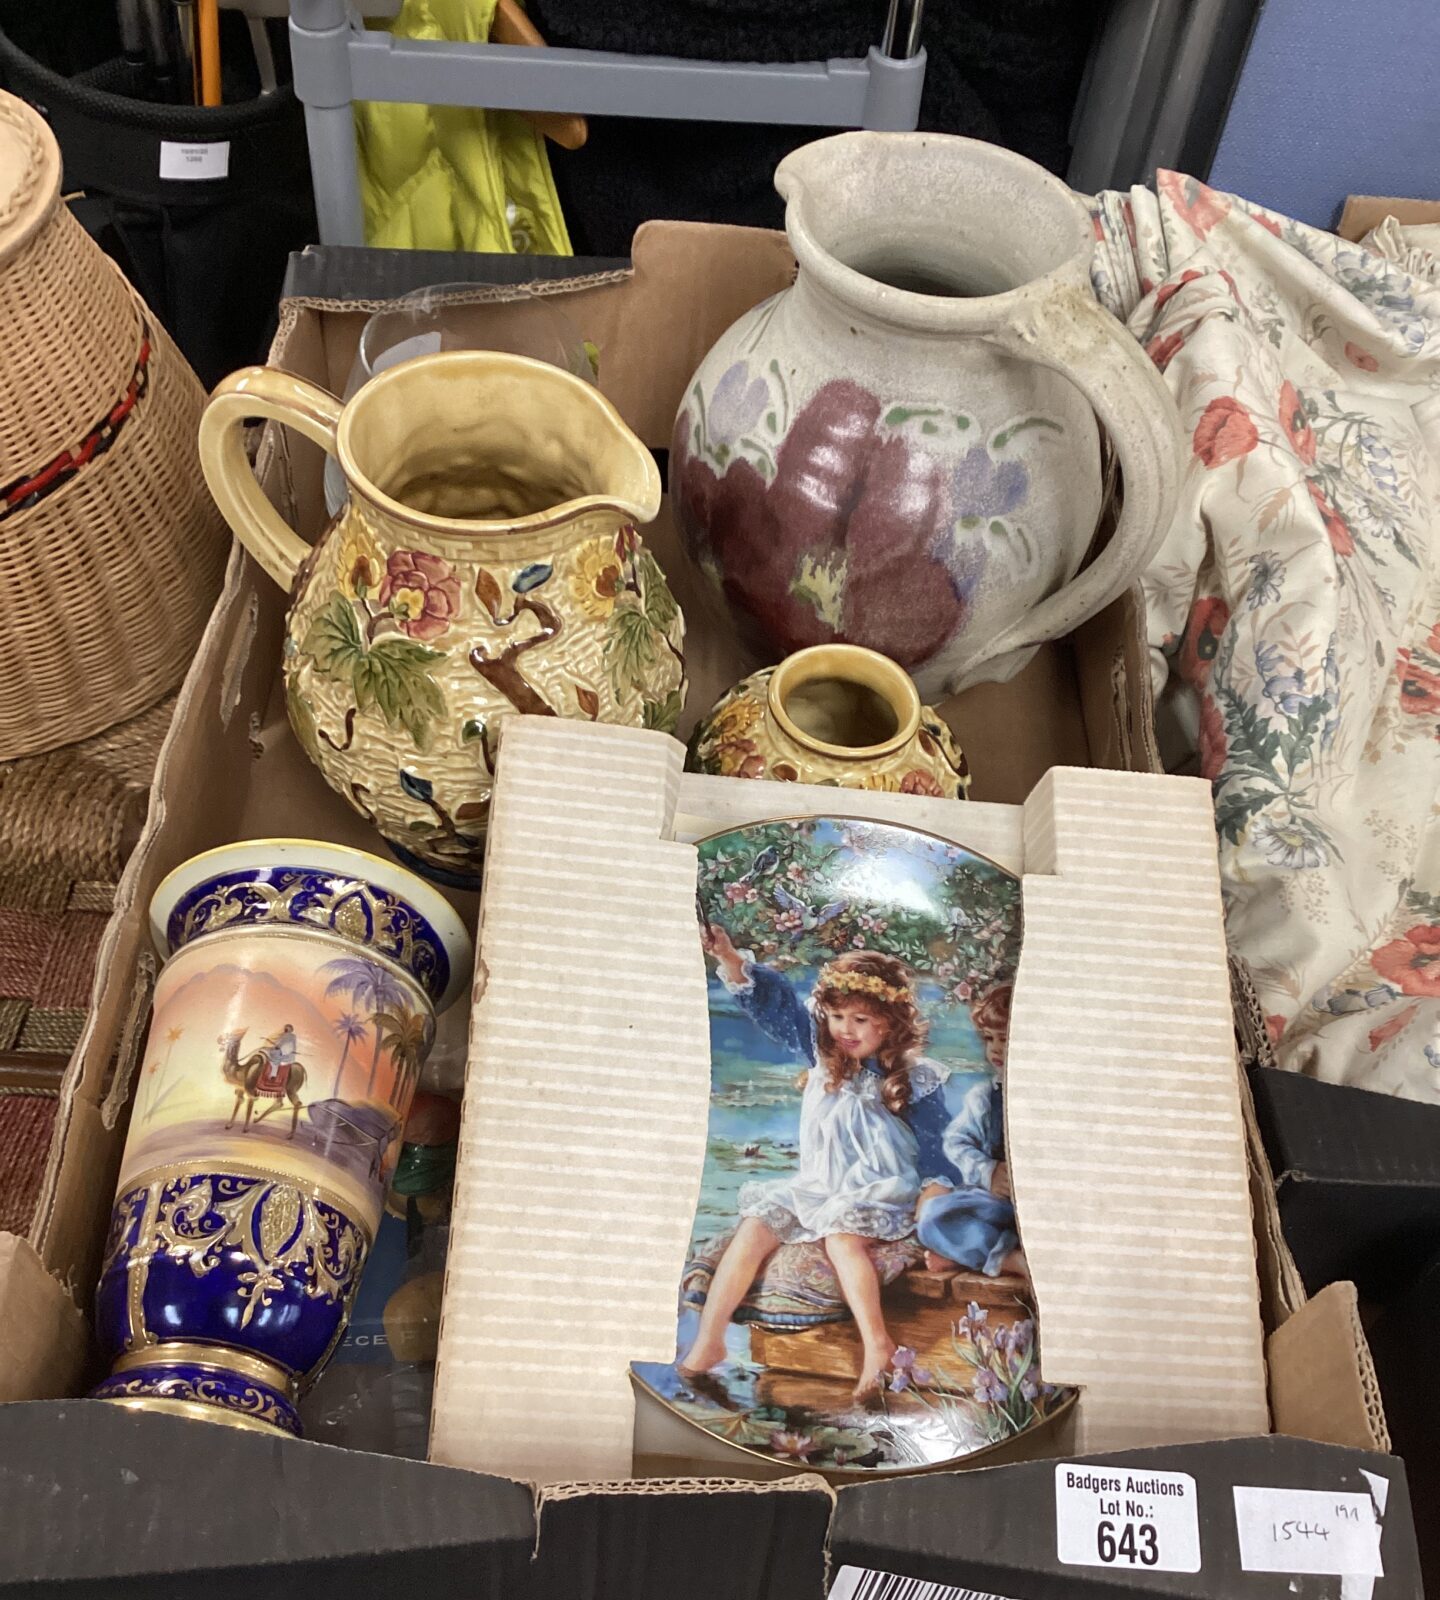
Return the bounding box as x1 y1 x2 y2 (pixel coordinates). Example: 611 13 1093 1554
0 223 1388 1498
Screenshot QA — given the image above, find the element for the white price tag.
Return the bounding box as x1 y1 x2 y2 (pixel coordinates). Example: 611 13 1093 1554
1233 1486 1383 1576
159 140 230 181
1055 1463 1201 1572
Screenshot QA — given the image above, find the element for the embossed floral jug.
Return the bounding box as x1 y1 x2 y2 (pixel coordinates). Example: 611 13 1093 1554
673 132 1182 698
200 352 681 881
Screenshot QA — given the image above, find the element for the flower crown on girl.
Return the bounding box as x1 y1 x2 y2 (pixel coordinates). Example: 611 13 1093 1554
816 963 912 1005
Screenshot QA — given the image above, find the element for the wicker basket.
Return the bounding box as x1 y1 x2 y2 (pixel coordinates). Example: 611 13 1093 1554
0 90 229 759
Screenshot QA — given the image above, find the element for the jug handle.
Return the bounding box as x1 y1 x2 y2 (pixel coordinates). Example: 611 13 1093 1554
966 284 1182 677
198 366 345 592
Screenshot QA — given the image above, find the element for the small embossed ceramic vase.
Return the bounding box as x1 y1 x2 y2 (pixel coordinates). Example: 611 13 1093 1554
91 839 471 1436
199 351 684 883
689 643 969 797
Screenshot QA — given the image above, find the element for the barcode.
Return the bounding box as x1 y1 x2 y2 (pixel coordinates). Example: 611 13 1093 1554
829 1566 1019 1600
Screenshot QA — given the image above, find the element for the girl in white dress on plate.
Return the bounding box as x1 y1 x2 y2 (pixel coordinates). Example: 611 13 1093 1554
681 928 948 1398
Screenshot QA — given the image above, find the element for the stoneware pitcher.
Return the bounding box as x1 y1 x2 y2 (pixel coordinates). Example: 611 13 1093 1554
672 132 1182 698
199 352 681 882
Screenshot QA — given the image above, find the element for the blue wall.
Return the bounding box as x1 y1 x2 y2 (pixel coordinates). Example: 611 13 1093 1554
1209 0 1440 228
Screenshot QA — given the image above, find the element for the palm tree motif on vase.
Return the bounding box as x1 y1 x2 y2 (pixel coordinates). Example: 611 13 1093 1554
330 1012 368 1099
371 1008 433 1105
320 956 413 1098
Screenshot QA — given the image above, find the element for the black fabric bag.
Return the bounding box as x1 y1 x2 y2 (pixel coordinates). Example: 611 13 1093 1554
527 0 1102 256
0 26 315 387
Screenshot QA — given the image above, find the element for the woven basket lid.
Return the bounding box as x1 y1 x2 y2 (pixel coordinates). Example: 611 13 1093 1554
0 88 59 265
0 93 144 472
0 90 230 761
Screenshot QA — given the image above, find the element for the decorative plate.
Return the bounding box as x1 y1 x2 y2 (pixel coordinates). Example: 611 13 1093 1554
632 815 1075 1475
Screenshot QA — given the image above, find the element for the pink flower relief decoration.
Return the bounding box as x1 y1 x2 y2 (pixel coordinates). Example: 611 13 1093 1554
378 550 462 641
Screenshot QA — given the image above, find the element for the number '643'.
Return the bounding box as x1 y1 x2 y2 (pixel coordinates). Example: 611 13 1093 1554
1098 1520 1159 1565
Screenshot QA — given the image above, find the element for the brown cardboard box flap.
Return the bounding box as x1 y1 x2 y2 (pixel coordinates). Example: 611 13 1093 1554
1338 194 1440 244
1267 1281 1388 1452
0 1233 88 1400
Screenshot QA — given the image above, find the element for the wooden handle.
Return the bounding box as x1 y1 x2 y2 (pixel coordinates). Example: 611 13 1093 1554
197 0 222 106
492 0 588 150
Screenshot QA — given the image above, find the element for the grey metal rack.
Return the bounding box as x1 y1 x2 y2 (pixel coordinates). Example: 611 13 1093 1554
288 0 929 246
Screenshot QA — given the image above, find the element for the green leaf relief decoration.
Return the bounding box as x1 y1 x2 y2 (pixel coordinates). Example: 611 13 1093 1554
286 678 323 768
353 640 446 750
637 549 680 634
605 604 658 695
300 593 364 677
297 593 445 750
642 689 685 732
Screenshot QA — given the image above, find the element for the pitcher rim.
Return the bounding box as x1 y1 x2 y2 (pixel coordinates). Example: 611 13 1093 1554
774 132 1094 333
336 350 662 537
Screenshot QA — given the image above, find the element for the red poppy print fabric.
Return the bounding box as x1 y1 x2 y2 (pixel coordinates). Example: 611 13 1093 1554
1090 174 1440 1102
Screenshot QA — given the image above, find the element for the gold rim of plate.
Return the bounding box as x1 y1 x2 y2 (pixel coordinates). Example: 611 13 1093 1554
629 1370 1077 1482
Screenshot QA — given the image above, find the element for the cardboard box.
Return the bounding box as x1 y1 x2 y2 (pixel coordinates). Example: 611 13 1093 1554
1337 194 1440 243
1251 1067 1440 1303
0 230 1420 1597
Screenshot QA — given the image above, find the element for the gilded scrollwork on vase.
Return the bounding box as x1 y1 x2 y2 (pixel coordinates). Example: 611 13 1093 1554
92 1370 300 1435
114 1172 367 1336
167 868 449 1004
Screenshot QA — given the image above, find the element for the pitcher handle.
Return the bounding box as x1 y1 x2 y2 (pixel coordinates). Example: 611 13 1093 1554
967 284 1182 676
199 366 345 591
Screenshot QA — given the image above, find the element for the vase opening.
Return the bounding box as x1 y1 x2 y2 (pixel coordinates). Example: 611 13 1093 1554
775 133 1090 328
768 644 921 760
338 349 660 531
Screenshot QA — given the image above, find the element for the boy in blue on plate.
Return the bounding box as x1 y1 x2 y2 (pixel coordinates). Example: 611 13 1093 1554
914 983 1025 1278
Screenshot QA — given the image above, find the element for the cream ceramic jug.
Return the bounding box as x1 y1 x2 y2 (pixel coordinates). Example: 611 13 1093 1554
199 352 681 880
672 132 1182 697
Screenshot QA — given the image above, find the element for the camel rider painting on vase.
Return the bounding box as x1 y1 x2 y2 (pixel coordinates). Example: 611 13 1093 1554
261 1023 299 1089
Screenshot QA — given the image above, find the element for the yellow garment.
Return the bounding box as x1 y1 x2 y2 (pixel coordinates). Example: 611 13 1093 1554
353 0 572 255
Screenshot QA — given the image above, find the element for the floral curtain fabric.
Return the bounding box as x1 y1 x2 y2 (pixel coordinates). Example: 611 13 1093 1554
1091 174 1440 1103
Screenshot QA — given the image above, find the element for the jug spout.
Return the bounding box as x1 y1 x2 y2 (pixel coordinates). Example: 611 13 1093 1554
335 351 662 538
775 132 1093 331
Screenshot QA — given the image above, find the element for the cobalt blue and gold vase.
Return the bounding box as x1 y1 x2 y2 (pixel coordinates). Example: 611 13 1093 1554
92 839 472 1435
